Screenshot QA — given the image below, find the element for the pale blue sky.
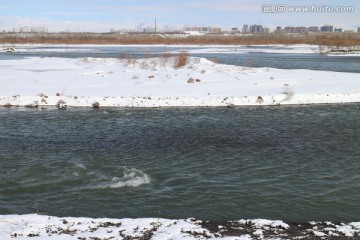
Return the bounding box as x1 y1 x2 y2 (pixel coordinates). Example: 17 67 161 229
0 0 358 32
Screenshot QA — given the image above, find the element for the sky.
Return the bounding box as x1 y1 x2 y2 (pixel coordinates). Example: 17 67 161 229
0 0 359 32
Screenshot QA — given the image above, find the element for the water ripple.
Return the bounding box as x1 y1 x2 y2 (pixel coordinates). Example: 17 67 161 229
0 104 359 221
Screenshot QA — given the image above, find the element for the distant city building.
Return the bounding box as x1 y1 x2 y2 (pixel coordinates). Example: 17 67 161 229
262 28 270 33
284 26 294 33
250 24 263 33
13 26 48 33
143 27 155 33
212 27 222 33
231 27 239 32
274 26 285 34
358 27 360 33
284 26 307 34
320 25 333 32
242 24 249 34
184 26 221 33
334 28 343 33
308 26 319 32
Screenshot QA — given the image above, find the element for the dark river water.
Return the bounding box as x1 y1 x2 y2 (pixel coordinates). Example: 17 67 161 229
1 45 359 73
0 105 359 222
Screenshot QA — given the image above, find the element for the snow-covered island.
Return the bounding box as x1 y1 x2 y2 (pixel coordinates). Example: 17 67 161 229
0 45 359 108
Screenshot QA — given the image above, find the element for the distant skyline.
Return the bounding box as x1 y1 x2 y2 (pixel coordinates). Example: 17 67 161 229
0 0 359 32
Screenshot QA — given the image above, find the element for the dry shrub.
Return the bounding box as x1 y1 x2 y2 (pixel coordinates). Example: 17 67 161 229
150 59 157 68
140 61 149 69
174 51 188 68
119 53 136 66
159 52 172 67
245 58 254 69
146 52 153 59
3 103 12 108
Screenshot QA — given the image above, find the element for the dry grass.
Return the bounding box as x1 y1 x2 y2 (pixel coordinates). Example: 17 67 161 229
119 53 136 66
1 32 359 46
159 52 172 67
174 51 188 68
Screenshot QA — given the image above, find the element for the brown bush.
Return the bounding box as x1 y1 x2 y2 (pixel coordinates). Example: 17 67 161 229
3 103 12 108
119 53 136 66
174 51 188 68
159 52 172 66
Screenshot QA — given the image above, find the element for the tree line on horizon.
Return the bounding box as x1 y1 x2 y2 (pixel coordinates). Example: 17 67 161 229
0 32 359 46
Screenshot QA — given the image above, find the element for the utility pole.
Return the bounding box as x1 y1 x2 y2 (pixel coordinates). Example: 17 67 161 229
155 18 157 33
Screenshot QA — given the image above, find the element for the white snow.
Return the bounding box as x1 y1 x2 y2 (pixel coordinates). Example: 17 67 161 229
2 43 360 55
312 230 326 237
327 53 360 57
335 224 358 237
0 215 246 240
0 53 359 108
1 215 358 239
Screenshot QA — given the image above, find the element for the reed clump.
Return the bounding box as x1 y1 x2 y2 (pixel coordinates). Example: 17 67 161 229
174 51 188 68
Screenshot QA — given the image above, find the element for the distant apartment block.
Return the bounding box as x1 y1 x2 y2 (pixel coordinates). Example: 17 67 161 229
212 28 222 33
185 26 221 33
274 26 284 34
143 27 156 33
13 26 48 33
262 28 270 33
358 27 360 33
242 25 249 34
308 26 319 32
274 25 353 34
250 24 263 33
284 26 307 34
320 25 333 32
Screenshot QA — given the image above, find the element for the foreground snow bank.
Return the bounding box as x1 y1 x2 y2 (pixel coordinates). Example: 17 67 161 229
0 56 359 108
0 214 359 240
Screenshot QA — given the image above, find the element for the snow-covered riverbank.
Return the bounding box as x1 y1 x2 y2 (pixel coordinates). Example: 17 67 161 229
1 214 359 239
0 54 359 108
